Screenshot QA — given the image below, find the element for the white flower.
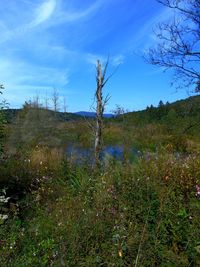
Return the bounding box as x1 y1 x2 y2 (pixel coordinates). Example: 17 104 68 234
1 197 10 203
0 214 8 220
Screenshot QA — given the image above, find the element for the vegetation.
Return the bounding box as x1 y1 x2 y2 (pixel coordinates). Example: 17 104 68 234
1 0 199 266
0 95 200 266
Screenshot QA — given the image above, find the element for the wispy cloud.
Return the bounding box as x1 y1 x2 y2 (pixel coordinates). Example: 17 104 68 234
130 7 174 51
58 0 103 23
1 0 173 110
0 0 105 46
30 0 57 27
0 58 68 86
0 57 69 107
112 54 125 66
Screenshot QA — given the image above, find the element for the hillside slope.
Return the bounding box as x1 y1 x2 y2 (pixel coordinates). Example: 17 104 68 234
116 95 200 135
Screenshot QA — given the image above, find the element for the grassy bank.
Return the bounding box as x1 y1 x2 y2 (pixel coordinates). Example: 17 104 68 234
1 146 200 266
1 98 200 266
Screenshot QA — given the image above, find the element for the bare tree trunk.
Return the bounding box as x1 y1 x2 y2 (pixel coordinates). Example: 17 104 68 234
62 96 68 121
33 94 40 109
63 97 67 114
52 88 59 116
95 60 104 166
93 58 115 167
45 91 49 110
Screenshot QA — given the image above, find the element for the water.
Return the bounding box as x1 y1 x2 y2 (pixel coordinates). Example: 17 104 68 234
66 145 141 164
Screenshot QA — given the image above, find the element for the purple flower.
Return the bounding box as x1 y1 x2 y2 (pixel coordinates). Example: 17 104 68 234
195 185 200 197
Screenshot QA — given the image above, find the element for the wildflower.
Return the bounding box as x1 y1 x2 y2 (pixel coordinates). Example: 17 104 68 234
109 207 117 215
0 196 10 203
42 175 49 180
195 185 200 197
107 186 114 194
118 250 122 257
0 214 8 220
36 194 41 202
164 175 169 181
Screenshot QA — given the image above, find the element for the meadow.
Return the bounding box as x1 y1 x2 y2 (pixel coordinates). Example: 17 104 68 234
0 97 200 266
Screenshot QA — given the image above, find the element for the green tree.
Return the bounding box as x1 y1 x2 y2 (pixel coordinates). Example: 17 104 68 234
158 100 164 108
8 100 61 153
165 108 179 132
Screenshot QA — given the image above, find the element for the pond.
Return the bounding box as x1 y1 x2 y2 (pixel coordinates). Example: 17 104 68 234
66 145 142 164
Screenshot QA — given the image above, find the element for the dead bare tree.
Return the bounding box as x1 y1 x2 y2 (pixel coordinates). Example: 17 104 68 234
44 91 49 110
33 94 40 109
145 0 200 91
94 59 111 166
0 84 4 93
52 88 60 113
63 96 67 113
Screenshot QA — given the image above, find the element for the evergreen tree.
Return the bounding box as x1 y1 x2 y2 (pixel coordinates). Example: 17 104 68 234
158 100 164 107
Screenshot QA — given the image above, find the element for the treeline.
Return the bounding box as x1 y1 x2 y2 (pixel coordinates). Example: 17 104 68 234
121 95 200 135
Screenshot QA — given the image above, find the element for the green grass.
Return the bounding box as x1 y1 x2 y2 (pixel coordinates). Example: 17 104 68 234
1 149 200 266
1 97 200 266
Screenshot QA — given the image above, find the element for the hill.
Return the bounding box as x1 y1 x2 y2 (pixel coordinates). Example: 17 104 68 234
3 108 82 123
116 95 200 134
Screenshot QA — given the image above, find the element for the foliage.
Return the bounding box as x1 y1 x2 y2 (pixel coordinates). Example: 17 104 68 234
1 94 200 266
1 151 200 266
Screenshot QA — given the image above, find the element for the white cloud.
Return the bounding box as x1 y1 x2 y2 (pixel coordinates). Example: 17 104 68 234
131 7 174 51
30 0 57 27
0 0 104 45
0 0 125 108
0 57 69 107
0 58 68 86
85 53 106 65
59 1 103 23
112 54 125 66
84 53 125 69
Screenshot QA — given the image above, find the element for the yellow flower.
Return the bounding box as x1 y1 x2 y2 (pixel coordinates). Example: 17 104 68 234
118 250 122 257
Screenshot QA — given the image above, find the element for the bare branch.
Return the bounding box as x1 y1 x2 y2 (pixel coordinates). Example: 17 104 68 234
0 85 4 94
145 0 200 91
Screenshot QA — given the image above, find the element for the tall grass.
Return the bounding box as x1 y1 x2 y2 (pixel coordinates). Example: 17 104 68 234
0 148 200 266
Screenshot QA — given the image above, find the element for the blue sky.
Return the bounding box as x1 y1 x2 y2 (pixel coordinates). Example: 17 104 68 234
0 0 191 112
